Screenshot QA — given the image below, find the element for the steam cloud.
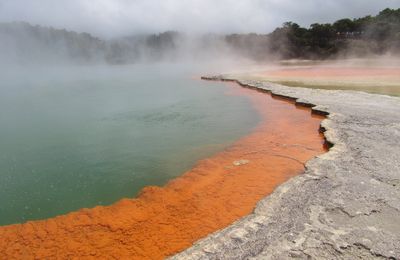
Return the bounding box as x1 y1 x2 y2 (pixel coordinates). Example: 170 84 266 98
0 0 399 37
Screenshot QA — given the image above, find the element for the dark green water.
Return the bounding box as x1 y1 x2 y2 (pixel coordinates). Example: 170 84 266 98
0 63 260 225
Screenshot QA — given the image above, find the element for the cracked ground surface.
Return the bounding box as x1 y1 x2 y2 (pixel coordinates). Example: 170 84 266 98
172 77 400 259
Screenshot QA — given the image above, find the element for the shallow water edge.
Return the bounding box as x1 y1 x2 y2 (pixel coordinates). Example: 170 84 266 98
172 75 400 259
0 78 326 259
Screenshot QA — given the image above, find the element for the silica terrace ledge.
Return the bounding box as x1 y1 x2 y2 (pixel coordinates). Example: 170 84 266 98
172 76 400 259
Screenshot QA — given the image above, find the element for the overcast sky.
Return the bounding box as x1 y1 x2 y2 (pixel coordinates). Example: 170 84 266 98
0 0 399 38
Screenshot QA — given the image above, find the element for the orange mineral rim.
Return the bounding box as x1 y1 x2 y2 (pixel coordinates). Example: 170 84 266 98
0 81 327 259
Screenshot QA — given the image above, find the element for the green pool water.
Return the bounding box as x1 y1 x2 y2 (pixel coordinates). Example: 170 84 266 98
0 63 260 225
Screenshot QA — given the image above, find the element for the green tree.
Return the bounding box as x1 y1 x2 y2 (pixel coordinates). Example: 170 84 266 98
333 19 356 33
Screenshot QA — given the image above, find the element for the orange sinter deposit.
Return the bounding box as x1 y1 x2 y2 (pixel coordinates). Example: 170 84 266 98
0 82 326 259
253 65 400 96
257 66 400 90
263 67 400 78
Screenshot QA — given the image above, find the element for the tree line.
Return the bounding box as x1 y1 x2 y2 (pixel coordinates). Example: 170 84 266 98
0 8 399 64
227 8 400 60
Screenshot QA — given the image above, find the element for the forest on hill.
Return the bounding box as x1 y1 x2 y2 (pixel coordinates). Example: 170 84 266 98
0 8 399 64
226 8 400 60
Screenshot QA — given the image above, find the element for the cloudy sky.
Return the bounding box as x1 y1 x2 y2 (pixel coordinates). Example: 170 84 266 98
0 0 399 38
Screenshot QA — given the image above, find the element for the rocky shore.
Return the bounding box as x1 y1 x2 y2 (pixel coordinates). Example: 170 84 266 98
171 76 400 259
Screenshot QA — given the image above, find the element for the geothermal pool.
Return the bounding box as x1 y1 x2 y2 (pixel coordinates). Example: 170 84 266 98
0 64 261 225
0 78 326 259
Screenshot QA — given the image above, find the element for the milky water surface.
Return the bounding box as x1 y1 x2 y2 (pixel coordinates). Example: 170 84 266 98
0 63 260 225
